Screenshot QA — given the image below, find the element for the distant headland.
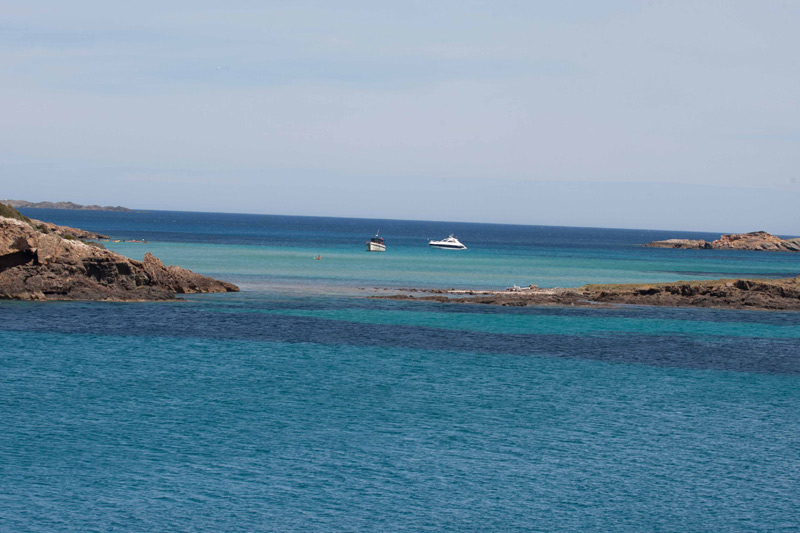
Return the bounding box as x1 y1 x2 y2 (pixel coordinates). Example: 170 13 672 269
647 231 800 252
1 199 132 212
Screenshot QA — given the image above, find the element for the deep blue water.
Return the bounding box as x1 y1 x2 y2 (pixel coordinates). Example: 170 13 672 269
2 209 800 531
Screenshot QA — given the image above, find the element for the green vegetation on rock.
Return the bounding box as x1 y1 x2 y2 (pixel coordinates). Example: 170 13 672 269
0 202 32 224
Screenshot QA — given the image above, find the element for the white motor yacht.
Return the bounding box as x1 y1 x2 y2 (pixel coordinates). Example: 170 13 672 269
428 235 467 249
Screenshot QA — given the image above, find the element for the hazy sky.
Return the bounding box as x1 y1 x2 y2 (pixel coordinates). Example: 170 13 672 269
1 1 799 232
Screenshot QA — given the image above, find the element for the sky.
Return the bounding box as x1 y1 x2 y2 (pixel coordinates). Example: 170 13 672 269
1 1 799 233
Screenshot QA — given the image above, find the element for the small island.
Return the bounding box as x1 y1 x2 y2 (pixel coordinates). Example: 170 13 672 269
646 231 800 252
1 199 132 212
0 203 237 301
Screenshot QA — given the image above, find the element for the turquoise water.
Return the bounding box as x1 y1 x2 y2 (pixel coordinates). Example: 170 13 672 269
113 237 798 292
2 209 800 531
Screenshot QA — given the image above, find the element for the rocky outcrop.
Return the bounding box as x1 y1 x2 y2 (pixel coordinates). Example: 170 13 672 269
140 253 239 295
376 276 800 311
0 202 108 239
712 231 800 252
647 231 800 252
579 278 800 310
0 215 238 301
27 219 109 240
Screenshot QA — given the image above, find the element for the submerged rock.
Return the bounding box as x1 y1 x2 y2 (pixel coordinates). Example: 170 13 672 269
645 238 711 249
0 214 238 301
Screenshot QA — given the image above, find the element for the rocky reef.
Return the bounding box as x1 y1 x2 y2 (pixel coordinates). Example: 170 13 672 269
376 276 800 311
647 231 800 252
0 208 238 301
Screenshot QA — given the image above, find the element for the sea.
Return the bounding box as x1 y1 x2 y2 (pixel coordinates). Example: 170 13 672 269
2 208 799 531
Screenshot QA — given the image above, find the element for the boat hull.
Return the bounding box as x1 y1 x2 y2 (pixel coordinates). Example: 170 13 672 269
428 234 466 249
428 243 466 250
367 242 386 252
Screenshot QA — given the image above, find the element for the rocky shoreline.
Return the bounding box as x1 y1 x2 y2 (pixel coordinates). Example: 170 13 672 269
646 231 800 252
374 276 800 311
0 206 238 301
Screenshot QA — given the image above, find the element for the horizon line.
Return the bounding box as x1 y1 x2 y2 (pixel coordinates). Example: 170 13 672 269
12 203 789 237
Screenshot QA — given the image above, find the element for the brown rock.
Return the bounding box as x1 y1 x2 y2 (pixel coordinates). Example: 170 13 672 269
0 215 238 301
647 231 800 252
27 219 109 240
141 253 239 294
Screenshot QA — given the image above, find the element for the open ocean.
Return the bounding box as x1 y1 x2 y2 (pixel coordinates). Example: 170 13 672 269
2 208 800 531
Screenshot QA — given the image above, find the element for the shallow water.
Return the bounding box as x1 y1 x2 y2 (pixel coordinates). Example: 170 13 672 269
2 209 799 531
